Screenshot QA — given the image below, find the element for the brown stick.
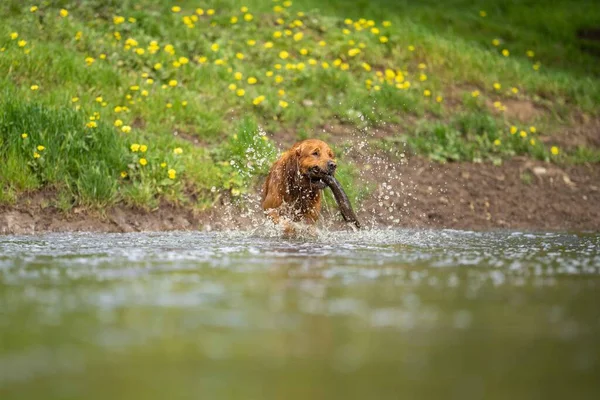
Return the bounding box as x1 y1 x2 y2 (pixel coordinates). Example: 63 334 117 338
323 175 361 229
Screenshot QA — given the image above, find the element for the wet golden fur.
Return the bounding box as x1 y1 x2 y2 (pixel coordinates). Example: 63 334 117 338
261 139 336 227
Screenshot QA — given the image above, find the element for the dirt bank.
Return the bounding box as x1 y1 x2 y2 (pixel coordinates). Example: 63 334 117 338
1 156 599 235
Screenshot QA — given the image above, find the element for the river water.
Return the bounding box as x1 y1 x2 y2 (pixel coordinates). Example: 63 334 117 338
1 230 599 399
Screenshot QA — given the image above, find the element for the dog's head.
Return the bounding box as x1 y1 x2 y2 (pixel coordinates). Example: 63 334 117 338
291 139 337 189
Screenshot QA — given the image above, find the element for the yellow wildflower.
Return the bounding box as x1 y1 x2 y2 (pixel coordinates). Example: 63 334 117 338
236 89 245 96
520 130 527 138
59 9 69 17
382 21 391 27
122 126 132 133
160 162 167 168
247 77 257 84
318 40 326 46
207 9 215 15
211 43 219 52
279 50 289 59
120 171 127 178
196 8 204 15
423 89 431 97
264 41 274 48
471 90 480 97
169 80 178 87
492 39 500 46
502 49 509 57
247 39 256 46
10 32 18 40
408 45 415 51
18 40 27 47
33 152 40 159
173 147 183 155
293 32 303 41
510 126 517 134
253 95 266 105
436 96 443 103
30 6 38 12
479 10 487 17
379 36 388 43
530 126 537 133
30 85 39 91
230 16 238 24
140 145 148 152
494 139 501 146
526 50 535 58
114 119 123 127
321 62 329 69
348 48 361 56
530 139 536 145
171 6 181 13
85 57 95 66
551 146 559 155
130 143 140 152
511 87 519 94
139 158 147 166
279 100 289 108
419 74 427 81
168 169 177 179
71 97 79 103
21 133 28 139
244 13 253 21
493 82 501 90
154 63 162 70
37 145 45 151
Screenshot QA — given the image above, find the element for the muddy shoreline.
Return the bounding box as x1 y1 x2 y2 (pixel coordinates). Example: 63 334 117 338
1 157 599 235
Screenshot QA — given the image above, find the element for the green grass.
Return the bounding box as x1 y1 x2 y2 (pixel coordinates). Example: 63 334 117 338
0 0 598 209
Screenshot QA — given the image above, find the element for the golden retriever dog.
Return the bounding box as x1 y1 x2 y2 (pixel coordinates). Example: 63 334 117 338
261 139 337 230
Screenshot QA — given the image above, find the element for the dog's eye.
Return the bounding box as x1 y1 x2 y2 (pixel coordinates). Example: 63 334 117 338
312 151 319 156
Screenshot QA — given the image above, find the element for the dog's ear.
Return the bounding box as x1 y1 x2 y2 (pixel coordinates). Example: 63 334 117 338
294 143 304 157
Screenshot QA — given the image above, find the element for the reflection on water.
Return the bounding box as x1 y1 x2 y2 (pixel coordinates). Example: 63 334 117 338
1 230 599 399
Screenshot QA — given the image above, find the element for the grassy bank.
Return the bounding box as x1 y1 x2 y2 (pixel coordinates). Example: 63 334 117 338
1 0 599 211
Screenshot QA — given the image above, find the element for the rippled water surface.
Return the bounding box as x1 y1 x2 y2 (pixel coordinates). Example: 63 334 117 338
1 230 599 399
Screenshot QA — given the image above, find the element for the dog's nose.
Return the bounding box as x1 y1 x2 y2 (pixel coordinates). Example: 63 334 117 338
327 160 337 172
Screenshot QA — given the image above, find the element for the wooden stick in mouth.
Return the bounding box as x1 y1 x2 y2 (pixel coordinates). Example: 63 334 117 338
322 175 361 229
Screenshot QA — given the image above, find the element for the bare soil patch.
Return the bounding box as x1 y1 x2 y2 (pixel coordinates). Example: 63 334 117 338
2 156 599 235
